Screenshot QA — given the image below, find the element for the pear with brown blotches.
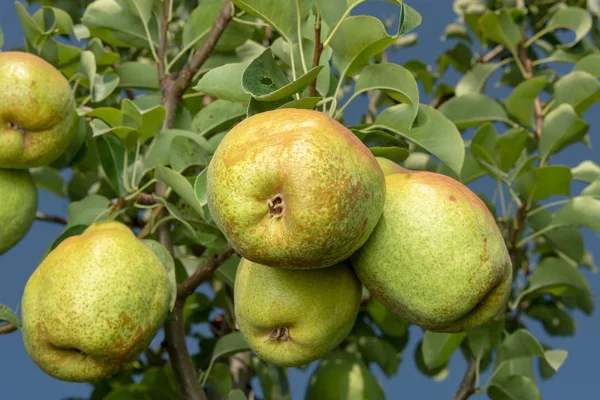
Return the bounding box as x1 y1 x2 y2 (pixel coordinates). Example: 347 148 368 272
351 168 512 333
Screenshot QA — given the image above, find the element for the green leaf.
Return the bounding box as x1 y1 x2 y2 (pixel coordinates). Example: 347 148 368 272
470 123 498 166
92 73 120 103
527 303 576 337
539 104 588 163
506 76 547 128
357 336 400 377
545 7 592 48
0 304 21 330
439 94 509 129
67 194 111 228
232 0 313 43
32 6 74 36
479 10 523 55
251 358 291 400
367 299 408 337
30 167 66 198
144 130 212 170
573 54 600 77
207 363 233 395
213 255 241 287
142 240 177 312
97 134 131 196
203 332 251 386
168 137 210 172
81 0 159 49
572 160 600 182
15 2 43 48
375 104 465 175
514 258 592 307
467 319 504 361
414 340 449 381
498 128 529 172
154 166 206 218
345 62 419 122
228 389 247 400
529 209 584 265
117 62 160 90
514 166 572 203
278 97 322 110
554 196 600 233
553 71 600 115
487 375 541 400
242 49 323 101
421 331 466 370
194 169 209 209
455 62 504 96
194 61 251 103
501 329 568 372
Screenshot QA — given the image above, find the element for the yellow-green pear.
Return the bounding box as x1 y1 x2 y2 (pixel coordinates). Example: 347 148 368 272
376 157 408 176
351 171 512 333
234 258 362 367
207 109 386 269
0 51 77 169
0 168 37 254
21 221 171 382
305 351 385 400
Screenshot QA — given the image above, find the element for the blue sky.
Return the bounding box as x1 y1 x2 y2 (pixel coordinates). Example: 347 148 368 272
0 1 598 399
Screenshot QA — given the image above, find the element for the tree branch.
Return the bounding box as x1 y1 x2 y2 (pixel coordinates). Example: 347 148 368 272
452 359 478 400
309 5 322 97
156 3 233 399
162 0 233 129
478 44 504 63
519 45 542 140
0 323 17 335
35 212 67 225
178 245 235 299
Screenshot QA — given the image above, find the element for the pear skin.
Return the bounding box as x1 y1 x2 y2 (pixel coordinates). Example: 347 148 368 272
0 51 77 169
21 221 171 382
207 109 386 269
234 258 362 367
0 168 37 254
376 157 409 176
351 171 512 333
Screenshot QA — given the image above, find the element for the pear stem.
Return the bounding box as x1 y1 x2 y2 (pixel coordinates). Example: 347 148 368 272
0 323 17 335
155 2 233 399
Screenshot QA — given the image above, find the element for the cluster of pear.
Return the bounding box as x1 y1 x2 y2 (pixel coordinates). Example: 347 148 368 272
0 52 172 383
0 51 78 254
207 109 512 368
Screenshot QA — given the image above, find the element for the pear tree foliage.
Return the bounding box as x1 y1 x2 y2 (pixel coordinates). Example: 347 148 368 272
0 0 598 399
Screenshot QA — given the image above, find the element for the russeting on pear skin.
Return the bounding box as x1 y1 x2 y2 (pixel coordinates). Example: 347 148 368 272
207 109 386 269
234 258 362 367
0 168 37 254
21 221 171 382
0 51 77 169
351 170 512 333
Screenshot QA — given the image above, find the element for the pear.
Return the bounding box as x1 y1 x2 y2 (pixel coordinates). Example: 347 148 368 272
21 221 171 382
376 157 408 176
0 168 37 255
305 351 385 400
234 258 362 367
351 171 512 333
207 109 386 269
0 51 77 169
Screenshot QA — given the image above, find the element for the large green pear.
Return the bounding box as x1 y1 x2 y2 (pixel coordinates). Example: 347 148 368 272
351 171 512 333
305 351 385 400
0 51 77 169
234 258 362 367
207 109 386 269
21 221 171 382
0 168 37 254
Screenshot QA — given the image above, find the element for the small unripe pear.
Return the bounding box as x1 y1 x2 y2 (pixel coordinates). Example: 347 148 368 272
21 221 171 382
234 258 362 367
0 168 37 254
351 171 512 333
0 51 77 168
207 109 386 269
